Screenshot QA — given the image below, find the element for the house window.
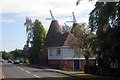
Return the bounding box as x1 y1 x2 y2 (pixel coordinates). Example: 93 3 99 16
110 59 118 68
56 48 61 56
49 50 53 56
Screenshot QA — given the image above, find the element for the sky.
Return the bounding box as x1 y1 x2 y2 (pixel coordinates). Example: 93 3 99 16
0 0 97 52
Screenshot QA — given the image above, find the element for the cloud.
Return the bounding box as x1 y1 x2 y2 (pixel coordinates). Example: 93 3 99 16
0 0 96 27
0 19 16 23
0 0 95 16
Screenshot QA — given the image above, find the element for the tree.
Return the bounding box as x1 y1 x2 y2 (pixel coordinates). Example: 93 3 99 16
89 2 119 35
25 19 46 64
8 54 14 60
88 2 120 75
68 23 96 65
23 44 29 61
2 51 8 60
76 0 120 75
2 51 14 60
76 1 120 33
11 49 23 59
61 23 71 33
32 20 46 64
24 17 33 46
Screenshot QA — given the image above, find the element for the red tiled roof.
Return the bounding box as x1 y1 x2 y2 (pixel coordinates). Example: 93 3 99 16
45 20 75 47
47 20 62 36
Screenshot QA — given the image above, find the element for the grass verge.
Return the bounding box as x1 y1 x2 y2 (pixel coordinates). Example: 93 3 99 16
59 71 120 80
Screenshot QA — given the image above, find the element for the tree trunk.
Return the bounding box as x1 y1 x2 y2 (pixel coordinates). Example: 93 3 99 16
85 55 89 65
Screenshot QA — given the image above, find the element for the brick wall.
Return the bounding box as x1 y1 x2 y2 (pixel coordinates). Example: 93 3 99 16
48 60 74 70
48 59 96 71
80 60 96 70
89 59 96 64
63 60 73 71
80 60 86 70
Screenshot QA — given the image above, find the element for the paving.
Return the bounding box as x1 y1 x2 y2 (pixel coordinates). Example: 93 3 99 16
27 64 84 74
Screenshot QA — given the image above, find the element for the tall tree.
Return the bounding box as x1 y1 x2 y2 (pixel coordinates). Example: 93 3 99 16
88 2 120 75
77 0 120 75
29 20 46 64
11 49 23 59
2 51 8 60
68 23 96 65
24 17 33 46
61 23 71 33
89 2 119 35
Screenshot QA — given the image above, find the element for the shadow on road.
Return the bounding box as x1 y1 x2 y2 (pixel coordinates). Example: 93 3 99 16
23 64 44 69
2 77 86 80
2 77 117 80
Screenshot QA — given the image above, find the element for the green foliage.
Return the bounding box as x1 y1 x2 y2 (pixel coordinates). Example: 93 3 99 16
19 58 24 63
8 54 14 60
2 51 8 60
2 51 14 60
68 23 96 64
11 49 23 59
24 19 46 64
84 63 98 74
97 27 120 67
89 2 120 34
88 2 120 75
24 17 33 46
61 23 71 33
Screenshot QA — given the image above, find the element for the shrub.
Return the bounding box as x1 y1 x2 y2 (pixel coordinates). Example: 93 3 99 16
19 58 24 63
84 64 98 74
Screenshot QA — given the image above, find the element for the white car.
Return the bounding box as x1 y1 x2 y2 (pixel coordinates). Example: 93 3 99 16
14 59 20 64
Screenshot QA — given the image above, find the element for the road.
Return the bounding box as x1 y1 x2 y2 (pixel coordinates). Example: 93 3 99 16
0 62 2 79
2 62 78 80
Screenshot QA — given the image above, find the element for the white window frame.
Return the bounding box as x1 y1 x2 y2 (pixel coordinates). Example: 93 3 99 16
49 50 53 56
56 48 61 56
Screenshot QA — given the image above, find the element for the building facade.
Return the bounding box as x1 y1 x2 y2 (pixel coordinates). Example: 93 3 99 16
44 20 96 71
48 46 96 71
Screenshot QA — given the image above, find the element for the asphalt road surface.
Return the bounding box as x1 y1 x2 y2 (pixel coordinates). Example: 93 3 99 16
0 62 2 79
2 62 80 80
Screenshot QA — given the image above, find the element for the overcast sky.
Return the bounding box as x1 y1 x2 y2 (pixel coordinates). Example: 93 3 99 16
0 0 97 52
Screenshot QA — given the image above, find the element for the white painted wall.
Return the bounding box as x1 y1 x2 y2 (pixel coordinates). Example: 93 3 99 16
48 46 96 60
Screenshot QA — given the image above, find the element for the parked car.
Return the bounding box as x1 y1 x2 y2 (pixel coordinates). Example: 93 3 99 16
14 59 20 64
8 59 12 63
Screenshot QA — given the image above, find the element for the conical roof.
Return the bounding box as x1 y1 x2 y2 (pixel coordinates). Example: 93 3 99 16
45 20 75 47
47 20 62 36
45 20 62 47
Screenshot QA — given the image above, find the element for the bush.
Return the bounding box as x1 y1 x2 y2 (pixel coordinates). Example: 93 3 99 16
19 58 24 63
84 64 98 74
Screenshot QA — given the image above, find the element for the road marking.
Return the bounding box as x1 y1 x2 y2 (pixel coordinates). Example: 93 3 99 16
21 68 24 71
14 66 39 78
25 71 31 74
17 67 20 68
33 74 39 78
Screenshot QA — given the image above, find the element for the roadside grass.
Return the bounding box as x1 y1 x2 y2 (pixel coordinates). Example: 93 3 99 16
59 71 120 80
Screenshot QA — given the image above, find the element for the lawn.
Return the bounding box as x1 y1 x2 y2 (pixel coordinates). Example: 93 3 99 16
59 71 120 80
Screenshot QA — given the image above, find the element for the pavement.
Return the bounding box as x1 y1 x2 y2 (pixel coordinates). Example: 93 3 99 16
27 64 84 75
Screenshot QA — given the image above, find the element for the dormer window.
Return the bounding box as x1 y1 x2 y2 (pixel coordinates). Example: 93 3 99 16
49 50 53 56
56 48 61 56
